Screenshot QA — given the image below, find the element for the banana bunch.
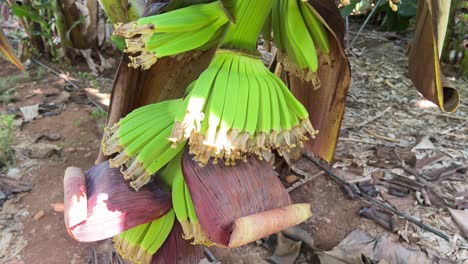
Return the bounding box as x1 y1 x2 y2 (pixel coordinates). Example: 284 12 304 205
113 1 231 70
102 99 186 191
114 209 175 264
169 50 318 165
271 0 330 85
161 156 212 245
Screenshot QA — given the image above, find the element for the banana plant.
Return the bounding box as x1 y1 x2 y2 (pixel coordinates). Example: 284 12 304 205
0 28 25 70
65 0 350 263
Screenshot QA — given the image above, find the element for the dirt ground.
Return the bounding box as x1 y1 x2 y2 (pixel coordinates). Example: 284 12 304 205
0 27 467 264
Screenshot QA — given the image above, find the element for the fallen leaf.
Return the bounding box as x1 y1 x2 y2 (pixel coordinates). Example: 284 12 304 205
19 104 39 122
412 136 435 151
316 229 451 263
267 232 302 264
448 208 468 238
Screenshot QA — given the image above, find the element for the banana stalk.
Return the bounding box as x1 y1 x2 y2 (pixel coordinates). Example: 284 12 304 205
63 162 172 242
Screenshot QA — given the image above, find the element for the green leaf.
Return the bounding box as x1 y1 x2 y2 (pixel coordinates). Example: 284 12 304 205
397 0 417 17
340 0 360 17
10 4 47 26
65 15 87 41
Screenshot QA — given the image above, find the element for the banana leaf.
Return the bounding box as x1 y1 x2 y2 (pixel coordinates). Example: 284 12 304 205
278 0 351 163
182 149 312 247
0 28 25 71
408 0 460 112
150 221 205 264
64 161 172 242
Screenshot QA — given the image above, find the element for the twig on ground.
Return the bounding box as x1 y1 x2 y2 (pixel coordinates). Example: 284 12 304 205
364 128 400 142
303 150 452 242
204 247 221 264
30 57 107 113
30 57 80 90
422 111 468 122
354 106 392 128
287 168 324 193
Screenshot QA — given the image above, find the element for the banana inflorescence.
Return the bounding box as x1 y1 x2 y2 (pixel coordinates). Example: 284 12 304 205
113 1 231 70
169 50 318 165
271 0 330 85
102 99 186 191
99 0 334 261
114 209 175 264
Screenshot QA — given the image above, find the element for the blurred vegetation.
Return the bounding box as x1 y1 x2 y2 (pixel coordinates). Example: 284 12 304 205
0 114 15 170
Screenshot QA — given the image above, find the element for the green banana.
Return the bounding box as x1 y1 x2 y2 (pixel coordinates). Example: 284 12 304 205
135 210 175 264
114 221 152 263
158 150 183 189
171 159 192 239
184 182 210 245
300 1 330 55
153 17 228 58
169 54 226 144
271 0 331 85
169 50 317 165
202 53 232 163
137 2 228 33
102 99 186 191
113 1 230 70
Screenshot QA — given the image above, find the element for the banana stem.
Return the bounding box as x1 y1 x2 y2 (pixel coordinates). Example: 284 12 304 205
221 0 273 53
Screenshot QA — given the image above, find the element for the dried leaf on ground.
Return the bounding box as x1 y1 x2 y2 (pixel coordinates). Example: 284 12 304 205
19 104 39 122
315 229 452 264
448 208 468 238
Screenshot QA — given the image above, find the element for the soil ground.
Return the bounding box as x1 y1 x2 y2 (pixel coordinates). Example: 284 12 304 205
0 27 467 264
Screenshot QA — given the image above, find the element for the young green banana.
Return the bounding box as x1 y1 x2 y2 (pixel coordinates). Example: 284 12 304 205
169 50 318 166
299 1 330 55
113 1 231 70
102 99 187 191
115 210 175 264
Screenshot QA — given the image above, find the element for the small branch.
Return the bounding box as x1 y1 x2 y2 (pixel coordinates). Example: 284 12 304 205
364 128 400 142
422 111 468 122
204 247 221 264
354 106 392 128
287 168 324 193
303 150 452 242
31 57 106 113
30 57 80 90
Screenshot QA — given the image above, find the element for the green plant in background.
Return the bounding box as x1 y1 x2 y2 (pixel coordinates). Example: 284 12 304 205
0 68 44 103
10 1 60 59
377 0 417 32
442 0 468 75
89 108 107 120
0 115 16 170
341 0 417 32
